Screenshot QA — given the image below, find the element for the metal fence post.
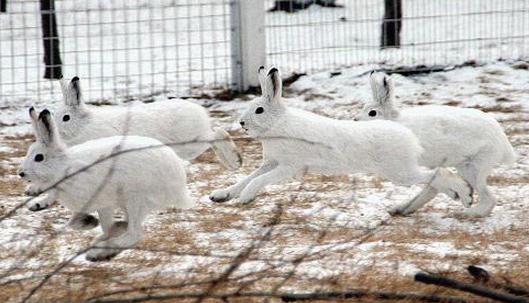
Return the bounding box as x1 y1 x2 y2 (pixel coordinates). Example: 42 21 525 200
40 0 63 79
381 0 402 49
230 0 266 91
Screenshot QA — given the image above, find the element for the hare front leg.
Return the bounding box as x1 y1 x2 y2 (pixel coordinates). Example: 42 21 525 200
27 188 56 211
210 161 277 203
238 165 299 204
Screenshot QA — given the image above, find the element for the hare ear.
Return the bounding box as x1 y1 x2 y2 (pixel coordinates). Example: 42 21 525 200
264 67 282 102
62 76 83 107
59 76 68 97
36 109 61 147
257 66 266 94
29 106 39 135
370 72 394 106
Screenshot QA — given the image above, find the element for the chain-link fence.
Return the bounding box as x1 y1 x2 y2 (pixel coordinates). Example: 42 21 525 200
1 0 528 104
0 0 233 104
266 0 529 75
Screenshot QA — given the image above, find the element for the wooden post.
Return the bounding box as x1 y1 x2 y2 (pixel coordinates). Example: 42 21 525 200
40 0 62 79
380 0 402 49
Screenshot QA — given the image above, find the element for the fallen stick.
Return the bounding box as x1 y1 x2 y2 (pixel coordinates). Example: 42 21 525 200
89 290 472 303
467 266 529 297
415 272 529 303
280 290 471 302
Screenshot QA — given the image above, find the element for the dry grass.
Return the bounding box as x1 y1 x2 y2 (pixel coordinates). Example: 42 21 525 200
0 106 528 302
470 103 523 113
1 260 528 303
0 135 33 197
488 175 529 185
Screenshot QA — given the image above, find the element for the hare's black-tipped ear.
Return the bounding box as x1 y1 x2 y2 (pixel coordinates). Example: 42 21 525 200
36 109 60 146
63 76 83 107
267 67 278 76
71 77 81 102
29 106 36 118
258 66 267 93
29 106 39 132
38 109 52 135
265 67 282 101
369 72 393 106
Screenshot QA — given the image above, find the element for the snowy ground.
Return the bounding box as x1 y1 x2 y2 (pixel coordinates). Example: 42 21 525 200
0 61 528 302
1 0 528 102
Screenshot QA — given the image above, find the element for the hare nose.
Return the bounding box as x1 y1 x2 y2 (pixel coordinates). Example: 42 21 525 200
240 121 245 126
18 172 25 178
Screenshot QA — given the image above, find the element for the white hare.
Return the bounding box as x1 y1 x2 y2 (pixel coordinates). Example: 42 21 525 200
26 76 240 211
18 108 193 261
210 67 472 207
354 72 516 217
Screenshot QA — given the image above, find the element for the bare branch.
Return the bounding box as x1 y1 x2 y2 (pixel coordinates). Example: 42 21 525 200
87 290 474 303
415 272 529 303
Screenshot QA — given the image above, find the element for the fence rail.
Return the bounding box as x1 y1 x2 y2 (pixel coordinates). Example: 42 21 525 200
0 0 528 105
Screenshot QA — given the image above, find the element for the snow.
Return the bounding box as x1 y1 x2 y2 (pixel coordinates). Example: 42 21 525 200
0 59 528 301
1 0 528 106
1 1 529 300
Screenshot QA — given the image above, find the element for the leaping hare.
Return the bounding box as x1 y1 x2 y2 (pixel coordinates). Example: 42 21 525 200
354 72 515 217
26 76 241 211
210 67 472 207
18 108 193 261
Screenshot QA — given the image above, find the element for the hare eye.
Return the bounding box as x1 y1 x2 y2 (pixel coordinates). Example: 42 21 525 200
62 114 70 122
368 110 377 117
255 107 264 114
34 154 44 162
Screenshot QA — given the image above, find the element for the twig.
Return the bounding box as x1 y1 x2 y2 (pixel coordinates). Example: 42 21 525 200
467 266 529 297
87 290 473 303
19 246 93 303
193 203 284 303
415 272 529 303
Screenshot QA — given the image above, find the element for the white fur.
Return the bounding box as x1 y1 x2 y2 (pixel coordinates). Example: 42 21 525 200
210 67 472 207
26 77 241 211
19 108 192 261
354 72 516 217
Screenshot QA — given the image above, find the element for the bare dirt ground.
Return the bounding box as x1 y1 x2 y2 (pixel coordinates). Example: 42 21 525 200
0 63 528 302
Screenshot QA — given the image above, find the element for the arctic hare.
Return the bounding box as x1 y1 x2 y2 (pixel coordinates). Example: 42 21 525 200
26 76 240 211
354 72 515 217
210 67 472 207
18 108 193 261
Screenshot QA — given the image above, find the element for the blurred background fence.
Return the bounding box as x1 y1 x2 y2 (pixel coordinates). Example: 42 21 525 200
266 0 529 75
0 0 528 104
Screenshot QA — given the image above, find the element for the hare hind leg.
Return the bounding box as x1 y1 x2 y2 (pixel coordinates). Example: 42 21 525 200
385 165 472 214
457 163 496 217
390 186 438 215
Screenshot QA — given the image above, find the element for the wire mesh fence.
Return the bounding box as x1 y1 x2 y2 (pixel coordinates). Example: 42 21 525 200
1 0 529 105
0 0 233 104
266 0 529 75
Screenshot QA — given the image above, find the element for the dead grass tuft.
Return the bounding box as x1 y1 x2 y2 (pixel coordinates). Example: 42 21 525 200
470 103 522 113
488 175 529 185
